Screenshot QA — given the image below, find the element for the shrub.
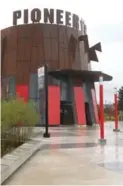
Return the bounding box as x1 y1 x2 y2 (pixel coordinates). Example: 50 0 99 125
104 113 115 121
1 97 40 156
1 98 40 130
119 111 123 121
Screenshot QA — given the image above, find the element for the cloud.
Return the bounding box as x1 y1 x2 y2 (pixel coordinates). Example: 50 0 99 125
89 23 123 43
0 0 122 102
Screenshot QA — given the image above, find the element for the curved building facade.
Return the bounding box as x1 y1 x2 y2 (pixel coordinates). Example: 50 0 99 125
1 9 112 126
2 22 89 78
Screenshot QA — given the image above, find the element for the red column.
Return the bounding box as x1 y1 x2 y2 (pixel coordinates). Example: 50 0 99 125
48 85 60 126
99 76 105 141
73 86 86 125
114 93 118 129
100 84 104 139
113 88 119 131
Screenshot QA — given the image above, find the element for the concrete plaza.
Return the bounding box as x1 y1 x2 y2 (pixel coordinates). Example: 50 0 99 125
4 122 123 185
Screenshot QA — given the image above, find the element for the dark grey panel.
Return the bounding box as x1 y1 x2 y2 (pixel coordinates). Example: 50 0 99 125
70 79 77 124
29 73 39 99
8 76 16 97
60 81 67 101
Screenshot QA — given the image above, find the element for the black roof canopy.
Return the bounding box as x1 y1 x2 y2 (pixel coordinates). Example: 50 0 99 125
48 69 112 82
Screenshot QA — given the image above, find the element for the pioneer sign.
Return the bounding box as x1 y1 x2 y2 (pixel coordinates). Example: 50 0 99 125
13 8 85 31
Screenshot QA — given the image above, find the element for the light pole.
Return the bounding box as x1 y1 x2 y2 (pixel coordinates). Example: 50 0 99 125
38 64 50 138
43 64 50 138
99 75 106 144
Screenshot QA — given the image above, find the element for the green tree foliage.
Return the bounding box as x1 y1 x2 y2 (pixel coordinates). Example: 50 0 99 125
118 86 123 111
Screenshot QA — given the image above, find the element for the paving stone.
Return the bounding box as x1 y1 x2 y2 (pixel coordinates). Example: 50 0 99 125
2 154 20 161
1 158 15 165
1 164 9 172
2 123 123 185
12 150 26 156
1 139 43 184
21 143 35 148
28 140 38 144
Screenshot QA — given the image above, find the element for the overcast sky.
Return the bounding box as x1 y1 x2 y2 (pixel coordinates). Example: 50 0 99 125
0 0 123 103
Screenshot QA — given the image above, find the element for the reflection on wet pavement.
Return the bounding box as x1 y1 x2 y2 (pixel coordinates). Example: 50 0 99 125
42 142 98 149
4 122 123 185
99 161 123 172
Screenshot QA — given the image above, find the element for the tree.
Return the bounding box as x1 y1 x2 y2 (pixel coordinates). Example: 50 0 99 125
118 86 123 111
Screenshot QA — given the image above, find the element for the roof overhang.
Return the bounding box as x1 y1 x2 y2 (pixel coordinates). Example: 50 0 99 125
48 69 113 82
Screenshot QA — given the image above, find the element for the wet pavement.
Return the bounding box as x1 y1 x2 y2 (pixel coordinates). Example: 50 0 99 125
3 122 123 185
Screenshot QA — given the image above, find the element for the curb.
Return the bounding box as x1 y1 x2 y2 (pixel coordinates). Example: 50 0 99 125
1 137 44 184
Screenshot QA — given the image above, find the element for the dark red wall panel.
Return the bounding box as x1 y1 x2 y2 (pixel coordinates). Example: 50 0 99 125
74 86 86 125
91 89 99 124
48 85 60 125
1 23 87 83
16 85 29 102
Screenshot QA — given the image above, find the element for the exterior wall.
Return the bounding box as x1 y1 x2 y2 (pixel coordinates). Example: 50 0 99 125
1 73 98 125
1 23 90 86
1 21 99 126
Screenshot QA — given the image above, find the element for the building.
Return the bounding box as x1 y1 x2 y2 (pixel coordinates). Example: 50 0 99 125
1 8 112 126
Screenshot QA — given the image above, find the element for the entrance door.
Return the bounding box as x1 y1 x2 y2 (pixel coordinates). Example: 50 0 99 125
60 101 74 125
85 103 92 126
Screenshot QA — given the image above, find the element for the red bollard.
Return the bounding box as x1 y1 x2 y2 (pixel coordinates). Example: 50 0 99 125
99 76 106 144
113 88 120 132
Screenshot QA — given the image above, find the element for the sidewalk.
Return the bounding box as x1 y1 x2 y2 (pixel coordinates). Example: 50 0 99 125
3 122 123 185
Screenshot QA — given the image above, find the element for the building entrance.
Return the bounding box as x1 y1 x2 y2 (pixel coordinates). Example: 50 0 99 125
85 102 92 126
60 101 74 125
